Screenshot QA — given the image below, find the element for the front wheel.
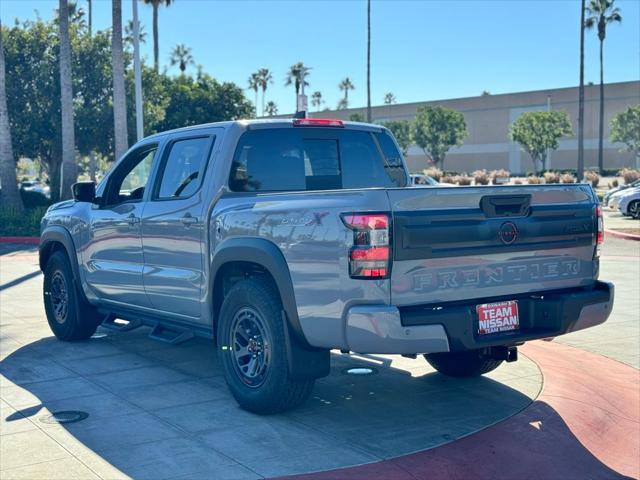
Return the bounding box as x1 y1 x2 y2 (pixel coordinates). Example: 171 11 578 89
217 278 314 414
424 349 503 377
43 251 101 341
628 200 640 219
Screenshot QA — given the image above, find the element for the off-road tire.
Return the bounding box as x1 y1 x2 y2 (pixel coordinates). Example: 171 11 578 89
424 350 503 377
217 277 314 414
43 250 101 341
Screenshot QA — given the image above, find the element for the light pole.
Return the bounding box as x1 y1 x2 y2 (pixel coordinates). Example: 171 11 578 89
578 0 586 182
132 0 144 141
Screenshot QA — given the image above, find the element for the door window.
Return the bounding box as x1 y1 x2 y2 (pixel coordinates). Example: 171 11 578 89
104 146 157 205
156 137 212 199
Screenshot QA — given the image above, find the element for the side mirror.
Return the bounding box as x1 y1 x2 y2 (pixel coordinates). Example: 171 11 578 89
71 181 96 203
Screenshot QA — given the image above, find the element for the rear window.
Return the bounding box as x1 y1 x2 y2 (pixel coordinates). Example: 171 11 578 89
228 128 406 192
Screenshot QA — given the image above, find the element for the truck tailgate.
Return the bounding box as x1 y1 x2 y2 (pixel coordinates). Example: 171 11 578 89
388 185 598 306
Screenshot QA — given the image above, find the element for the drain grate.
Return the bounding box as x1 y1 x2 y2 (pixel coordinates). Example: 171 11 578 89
39 411 89 425
342 366 378 376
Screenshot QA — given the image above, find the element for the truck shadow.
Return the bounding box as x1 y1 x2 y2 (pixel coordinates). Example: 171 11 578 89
0 330 629 478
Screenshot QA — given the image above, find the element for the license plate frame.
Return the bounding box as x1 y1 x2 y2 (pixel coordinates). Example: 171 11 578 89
476 300 520 335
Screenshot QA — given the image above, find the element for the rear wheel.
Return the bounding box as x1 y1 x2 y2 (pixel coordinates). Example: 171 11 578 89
424 349 503 377
43 251 101 341
218 277 314 414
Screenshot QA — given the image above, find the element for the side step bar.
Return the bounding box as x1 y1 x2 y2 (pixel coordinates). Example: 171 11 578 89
101 314 143 332
148 323 195 345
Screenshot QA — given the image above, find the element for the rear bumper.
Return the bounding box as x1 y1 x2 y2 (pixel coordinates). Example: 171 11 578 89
345 281 614 354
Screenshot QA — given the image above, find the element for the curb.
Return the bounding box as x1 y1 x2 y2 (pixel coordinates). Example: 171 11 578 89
605 229 640 241
0 236 40 245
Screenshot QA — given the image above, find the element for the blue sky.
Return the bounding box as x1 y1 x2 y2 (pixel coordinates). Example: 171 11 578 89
2 0 639 115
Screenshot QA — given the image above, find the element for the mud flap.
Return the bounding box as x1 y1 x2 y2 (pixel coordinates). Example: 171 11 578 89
282 311 330 381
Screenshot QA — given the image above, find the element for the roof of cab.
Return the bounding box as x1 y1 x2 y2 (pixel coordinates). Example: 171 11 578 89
143 118 384 141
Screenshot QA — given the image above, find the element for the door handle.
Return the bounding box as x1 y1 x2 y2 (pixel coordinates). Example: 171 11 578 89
127 214 140 226
181 213 198 226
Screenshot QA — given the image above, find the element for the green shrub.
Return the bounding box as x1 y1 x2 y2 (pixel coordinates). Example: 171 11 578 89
20 190 51 209
0 207 47 237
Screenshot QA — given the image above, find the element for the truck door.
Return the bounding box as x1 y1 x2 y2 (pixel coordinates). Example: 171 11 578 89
140 133 218 320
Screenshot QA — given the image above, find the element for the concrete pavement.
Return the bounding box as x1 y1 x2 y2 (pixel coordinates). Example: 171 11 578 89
0 234 638 479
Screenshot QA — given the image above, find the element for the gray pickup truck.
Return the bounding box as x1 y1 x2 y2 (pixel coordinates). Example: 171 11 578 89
40 118 614 413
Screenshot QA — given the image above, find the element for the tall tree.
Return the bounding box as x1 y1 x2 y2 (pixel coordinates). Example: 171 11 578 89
169 44 193 73
585 0 622 173
578 0 586 181
265 101 278 117
257 68 273 117
142 0 172 72
112 0 129 160
124 19 147 50
0 21 23 211
381 120 412 155
248 73 259 117
285 62 310 107
87 0 92 35
311 91 323 111
338 77 355 108
509 111 573 175
59 0 77 200
384 92 396 105
610 104 640 163
413 106 468 170
366 0 371 122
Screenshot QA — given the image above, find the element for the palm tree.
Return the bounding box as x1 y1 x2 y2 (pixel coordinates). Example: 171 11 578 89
311 91 323 111
112 0 128 160
339 77 355 108
366 0 372 122
87 0 92 35
125 19 147 50
265 101 278 117
285 62 311 106
578 0 586 181
257 68 273 117
384 92 396 104
142 0 173 72
585 0 622 173
59 0 77 200
0 21 23 211
248 73 260 117
170 44 194 74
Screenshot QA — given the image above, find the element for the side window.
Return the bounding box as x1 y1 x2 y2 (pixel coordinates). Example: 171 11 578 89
156 137 212 199
104 146 157 205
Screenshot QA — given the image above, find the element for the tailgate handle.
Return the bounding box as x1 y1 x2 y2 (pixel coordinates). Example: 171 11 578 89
480 195 531 218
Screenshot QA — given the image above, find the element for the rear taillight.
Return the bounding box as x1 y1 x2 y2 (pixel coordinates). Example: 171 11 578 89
596 204 604 257
341 213 391 279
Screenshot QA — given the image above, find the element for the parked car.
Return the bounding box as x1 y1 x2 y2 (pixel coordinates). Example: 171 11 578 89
604 179 640 206
617 188 640 219
410 173 455 187
609 186 640 212
20 180 51 199
39 119 614 414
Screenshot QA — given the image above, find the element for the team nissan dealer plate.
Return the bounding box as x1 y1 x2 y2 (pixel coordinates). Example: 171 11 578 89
476 300 519 335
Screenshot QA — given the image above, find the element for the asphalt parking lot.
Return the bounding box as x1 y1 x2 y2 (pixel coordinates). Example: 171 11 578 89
0 235 638 479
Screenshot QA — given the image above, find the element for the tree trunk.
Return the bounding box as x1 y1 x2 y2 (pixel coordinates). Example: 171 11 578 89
152 3 159 72
88 0 92 36
598 38 605 174
0 22 24 212
59 0 77 201
366 0 372 123
112 0 129 161
261 88 266 117
577 0 585 181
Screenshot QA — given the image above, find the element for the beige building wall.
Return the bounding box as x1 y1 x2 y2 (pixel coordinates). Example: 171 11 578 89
306 81 640 174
